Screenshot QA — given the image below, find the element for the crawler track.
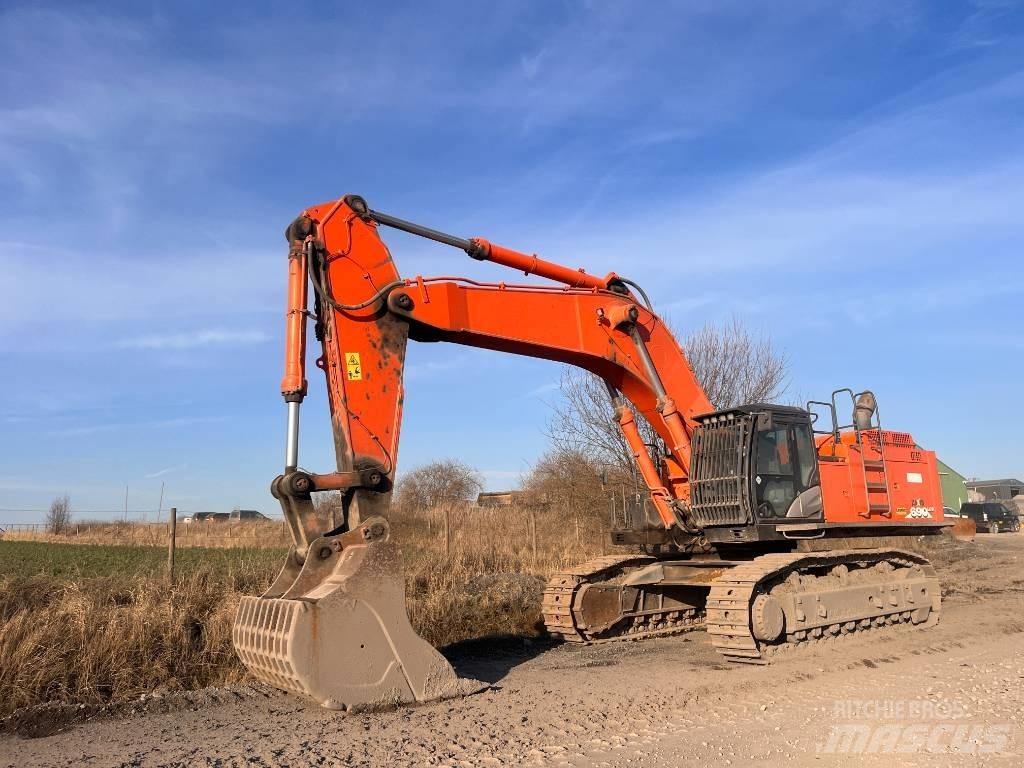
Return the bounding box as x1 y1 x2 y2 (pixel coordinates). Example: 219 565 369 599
542 555 705 643
706 548 941 663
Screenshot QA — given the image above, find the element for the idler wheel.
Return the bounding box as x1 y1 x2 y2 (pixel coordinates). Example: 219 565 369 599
751 594 785 642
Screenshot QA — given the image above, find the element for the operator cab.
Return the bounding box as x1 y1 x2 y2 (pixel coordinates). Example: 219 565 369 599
751 408 821 520
688 404 823 544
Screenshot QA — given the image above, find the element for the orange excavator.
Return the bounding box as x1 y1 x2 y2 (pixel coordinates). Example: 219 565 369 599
232 195 946 710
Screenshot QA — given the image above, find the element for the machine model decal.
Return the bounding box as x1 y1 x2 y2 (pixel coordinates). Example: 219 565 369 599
907 498 934 519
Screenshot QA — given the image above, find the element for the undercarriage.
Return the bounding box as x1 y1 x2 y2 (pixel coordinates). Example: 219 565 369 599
541 545 941 661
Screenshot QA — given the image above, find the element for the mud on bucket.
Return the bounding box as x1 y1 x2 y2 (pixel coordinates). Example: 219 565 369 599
232 517 484 710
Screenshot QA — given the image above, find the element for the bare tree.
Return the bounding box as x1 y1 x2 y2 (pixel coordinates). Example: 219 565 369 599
522 449 608 511
394 459 484 513
312 492 345 530
685 316 788 409
46 494 72 535
522 449 611 541
545 316 788 475
545 368 638 474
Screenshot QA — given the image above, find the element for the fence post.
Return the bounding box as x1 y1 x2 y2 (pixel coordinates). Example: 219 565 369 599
167 507 177 584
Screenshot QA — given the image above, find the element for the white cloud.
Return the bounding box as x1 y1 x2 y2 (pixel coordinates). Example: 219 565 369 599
402 349 492 380
49 416 224 438
117 328 270 350
2 2 1022 514
144 465 185 479
519 50 546 80
523 382 559 399
526 69 1024 286
839 275 1024 327
935 330 1024 351
0 243 281 335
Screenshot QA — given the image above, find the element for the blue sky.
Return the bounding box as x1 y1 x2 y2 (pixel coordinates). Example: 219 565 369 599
2 1 1023 522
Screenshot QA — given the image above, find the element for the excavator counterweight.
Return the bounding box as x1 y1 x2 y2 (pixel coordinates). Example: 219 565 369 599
233 195 948 710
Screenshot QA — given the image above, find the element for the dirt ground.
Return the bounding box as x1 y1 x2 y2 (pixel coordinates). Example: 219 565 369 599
3 534 1022 768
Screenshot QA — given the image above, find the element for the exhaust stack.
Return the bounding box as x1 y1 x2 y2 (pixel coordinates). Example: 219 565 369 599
853 392 877 431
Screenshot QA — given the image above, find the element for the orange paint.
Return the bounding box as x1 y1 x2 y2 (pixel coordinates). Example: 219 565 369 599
818 430 942 524
280 240 309 398
283 195 941 537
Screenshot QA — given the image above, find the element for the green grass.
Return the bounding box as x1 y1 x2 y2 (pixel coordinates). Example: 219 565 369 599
0 540 287 580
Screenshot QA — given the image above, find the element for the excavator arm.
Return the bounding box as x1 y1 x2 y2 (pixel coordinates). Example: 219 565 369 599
280 195 711 535
234 194 713 710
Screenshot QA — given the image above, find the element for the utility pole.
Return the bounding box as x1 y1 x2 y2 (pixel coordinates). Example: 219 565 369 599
167 507 177 584
124 485 129 521
156 482 165 523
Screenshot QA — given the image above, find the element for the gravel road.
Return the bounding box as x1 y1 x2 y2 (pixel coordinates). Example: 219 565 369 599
3 534 1022 767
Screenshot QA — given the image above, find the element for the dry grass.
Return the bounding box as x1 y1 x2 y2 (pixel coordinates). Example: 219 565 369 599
0 505 610 717
0 509 980 718
396 506 611 645
1 520 290 549
0 572 249 716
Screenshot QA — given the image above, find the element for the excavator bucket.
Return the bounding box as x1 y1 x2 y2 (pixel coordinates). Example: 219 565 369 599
233 517 482 710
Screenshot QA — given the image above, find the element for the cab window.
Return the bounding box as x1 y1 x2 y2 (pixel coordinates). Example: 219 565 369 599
794 424 818 487
756 428 793 475
755 427 796 516
754 422 819 518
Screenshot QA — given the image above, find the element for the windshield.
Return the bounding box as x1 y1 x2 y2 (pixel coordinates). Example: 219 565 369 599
754 422 818 517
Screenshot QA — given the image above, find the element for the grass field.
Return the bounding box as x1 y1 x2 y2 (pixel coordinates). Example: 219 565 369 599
0 520 290 549
0 507 607 718
0 540 286 579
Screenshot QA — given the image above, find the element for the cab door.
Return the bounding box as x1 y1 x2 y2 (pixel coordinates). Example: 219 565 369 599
753 419 822 520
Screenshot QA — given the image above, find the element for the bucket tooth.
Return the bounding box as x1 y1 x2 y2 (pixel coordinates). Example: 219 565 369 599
233 517 483 710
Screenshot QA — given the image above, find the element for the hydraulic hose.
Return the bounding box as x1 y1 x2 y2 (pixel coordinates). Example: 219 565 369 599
307 240 404 312
616 277 654 311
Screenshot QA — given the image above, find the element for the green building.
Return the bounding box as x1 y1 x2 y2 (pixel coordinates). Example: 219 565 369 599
936 459 970 512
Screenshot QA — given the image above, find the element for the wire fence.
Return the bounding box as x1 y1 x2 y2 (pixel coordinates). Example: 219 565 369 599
0 500 650 556
0 520 292 549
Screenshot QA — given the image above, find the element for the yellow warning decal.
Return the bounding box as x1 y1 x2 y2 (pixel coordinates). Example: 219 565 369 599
345 352 362 381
